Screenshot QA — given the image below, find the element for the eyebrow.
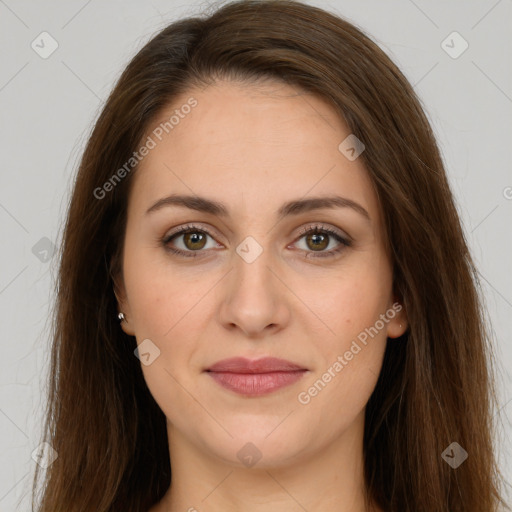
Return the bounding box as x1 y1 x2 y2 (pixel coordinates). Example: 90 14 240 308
145 194 370 222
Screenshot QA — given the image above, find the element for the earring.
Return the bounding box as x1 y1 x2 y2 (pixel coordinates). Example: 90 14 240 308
118 312 125 322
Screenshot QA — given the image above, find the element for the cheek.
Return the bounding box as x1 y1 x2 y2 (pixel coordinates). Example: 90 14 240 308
295 261 391 413
124 244 211 336
124 261 206 420
297 306 388 439
304 261 392 344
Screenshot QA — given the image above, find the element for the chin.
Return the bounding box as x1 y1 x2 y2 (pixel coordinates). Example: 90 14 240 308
205 426 311 469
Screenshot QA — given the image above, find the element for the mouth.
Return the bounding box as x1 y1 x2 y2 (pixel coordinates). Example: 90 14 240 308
205 357 308 396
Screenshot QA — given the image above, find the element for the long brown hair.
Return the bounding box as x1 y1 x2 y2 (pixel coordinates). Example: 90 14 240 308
32 1 508 510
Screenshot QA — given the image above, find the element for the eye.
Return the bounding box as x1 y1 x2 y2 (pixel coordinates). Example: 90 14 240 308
292 224 351 259
162 224 219 258
162 223 351 259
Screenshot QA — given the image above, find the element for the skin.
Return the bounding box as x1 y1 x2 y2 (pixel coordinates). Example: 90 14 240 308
115 79 408 512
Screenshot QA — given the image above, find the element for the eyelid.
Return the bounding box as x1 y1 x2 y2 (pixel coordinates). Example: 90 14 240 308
162 222 351 258
163 222 350 242
163 223 220 241
294 223 352 243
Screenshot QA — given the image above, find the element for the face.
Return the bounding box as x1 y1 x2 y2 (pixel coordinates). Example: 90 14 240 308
115 79 407 469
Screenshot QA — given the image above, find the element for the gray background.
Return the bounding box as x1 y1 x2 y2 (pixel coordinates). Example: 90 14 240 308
0 0 511 510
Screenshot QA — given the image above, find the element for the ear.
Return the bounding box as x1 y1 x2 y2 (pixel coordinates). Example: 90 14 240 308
112 272 136 337
386 292 408 339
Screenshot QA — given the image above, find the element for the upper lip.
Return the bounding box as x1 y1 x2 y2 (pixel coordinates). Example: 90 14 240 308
206 357 307 374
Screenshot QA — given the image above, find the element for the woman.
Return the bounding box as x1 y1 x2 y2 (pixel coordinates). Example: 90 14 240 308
32 1 508 511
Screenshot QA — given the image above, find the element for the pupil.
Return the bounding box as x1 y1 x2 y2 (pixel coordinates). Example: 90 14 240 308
186 232 205 249
309 233 327 250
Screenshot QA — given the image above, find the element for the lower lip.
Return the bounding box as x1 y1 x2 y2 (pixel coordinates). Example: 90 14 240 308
207 370 307 396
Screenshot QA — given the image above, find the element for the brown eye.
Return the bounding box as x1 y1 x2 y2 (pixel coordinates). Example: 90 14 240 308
162 225 218 258
293 225 351 259
162 223 350 260
304 232 329 251
181 231 207 250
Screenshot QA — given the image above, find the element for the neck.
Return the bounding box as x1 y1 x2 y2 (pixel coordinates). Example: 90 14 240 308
153 409 381 512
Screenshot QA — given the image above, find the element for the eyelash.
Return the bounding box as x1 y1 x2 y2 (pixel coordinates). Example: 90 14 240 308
162 223 351 259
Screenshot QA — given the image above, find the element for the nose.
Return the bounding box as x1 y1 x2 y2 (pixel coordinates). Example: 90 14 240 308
217 243 291 338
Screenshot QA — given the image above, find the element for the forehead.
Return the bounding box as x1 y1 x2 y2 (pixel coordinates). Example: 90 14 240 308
128 79 380 224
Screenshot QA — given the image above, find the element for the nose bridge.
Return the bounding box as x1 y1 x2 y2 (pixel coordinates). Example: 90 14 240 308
232 233 276 298
219 233 288 335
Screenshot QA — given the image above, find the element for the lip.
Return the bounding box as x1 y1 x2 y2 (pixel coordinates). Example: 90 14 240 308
205 357 308 396
206 356 307 373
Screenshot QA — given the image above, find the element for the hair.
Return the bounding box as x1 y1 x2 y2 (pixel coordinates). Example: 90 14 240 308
31 0 508 511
